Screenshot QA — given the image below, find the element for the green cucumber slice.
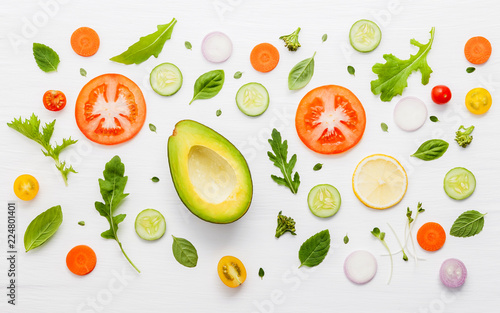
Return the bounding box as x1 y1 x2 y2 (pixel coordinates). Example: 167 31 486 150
307 184 341 218
235 82 269 116
444 167 476 200
135 209 166 240
349 19 382 53
150 63 183 96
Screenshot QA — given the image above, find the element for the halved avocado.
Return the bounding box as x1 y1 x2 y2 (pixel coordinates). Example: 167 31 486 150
167 120 253 223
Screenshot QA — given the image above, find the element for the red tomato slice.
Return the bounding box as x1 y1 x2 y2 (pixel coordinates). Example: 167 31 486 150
43 90 66 111
75 74 146 145
295 85 366 154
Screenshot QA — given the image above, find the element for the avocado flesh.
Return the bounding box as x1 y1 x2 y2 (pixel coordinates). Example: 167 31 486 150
168 120 253 223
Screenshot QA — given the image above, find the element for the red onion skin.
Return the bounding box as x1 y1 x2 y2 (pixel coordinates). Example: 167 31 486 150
440 258 467 288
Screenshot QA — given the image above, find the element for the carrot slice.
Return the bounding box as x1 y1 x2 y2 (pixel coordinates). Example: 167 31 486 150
464 36 491 65
66 245 97 275
71 27 100 57
250 43 280 73
417 222 446 251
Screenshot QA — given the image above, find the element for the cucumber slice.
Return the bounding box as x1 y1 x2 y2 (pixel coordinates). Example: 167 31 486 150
444 167 476 200
235 82 269 116
307 184 341 218
135 209 166 240
349 19 382 53
150 63 183 96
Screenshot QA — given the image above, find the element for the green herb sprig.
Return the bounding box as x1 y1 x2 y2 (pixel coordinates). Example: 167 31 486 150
267 129 300 194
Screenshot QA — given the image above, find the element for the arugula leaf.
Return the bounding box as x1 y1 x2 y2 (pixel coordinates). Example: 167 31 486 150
7 114 77 185
450 210 486 238
95 156 140 273
172 236 198 267
371 27 435 102
190 70 225 104
267 129 300 194
24 205 63 252
33 43 60 72
298 229 330 268
411 139 449 161
110 18 177 65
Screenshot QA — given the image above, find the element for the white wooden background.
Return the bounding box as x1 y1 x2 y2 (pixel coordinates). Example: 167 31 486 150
1 0 499 312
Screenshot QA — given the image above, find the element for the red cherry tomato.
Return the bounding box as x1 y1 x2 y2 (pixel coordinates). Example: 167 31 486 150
431 85 452 104
43 90 67 111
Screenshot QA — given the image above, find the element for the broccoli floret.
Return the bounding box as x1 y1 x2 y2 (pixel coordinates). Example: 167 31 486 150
275 211 296 238
279 27 301 51
455 125 475 148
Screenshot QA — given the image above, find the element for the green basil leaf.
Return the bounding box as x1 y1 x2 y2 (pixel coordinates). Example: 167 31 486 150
322 34 328 42
411 139 449 161
216 109 222 117
24 205 63 252
466 67 476 73
110 18 177 65
430 116 439 122
172 235 198 267
288 52 316 90
313 163 323 171
381 122 388 132
78 221 85 226
347 65 355 75
450 210 486 238
149 123 157 133
33 43 60 72
190 70 225 104
185 41 192 50
343 234 349 244
298 229 330 267
259 268 265 279
234 71 243 79
80 68 87 77
151 176 160 183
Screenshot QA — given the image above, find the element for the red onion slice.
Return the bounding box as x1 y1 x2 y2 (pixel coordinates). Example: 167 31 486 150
440 258 467 288
344 250 377 284
201 32 233 63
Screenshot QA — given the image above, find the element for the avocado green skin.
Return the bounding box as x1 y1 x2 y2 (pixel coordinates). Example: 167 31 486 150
167 120 253 224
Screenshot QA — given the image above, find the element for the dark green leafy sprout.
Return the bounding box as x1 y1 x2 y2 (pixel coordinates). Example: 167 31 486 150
275 211 296 238
455 125 474 148
371 227 393 284
279 27 301 51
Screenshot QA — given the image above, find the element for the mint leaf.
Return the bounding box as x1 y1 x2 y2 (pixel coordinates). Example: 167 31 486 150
172 236 198 268
33 43 60 72
298 230 330 267
450 210 486 238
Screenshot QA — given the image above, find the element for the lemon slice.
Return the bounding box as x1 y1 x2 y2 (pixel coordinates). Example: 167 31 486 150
352 154 408 209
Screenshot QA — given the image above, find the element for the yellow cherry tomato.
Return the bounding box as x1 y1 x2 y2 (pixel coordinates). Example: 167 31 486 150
13 174 39 201
217 256 247 288
465 87 492 114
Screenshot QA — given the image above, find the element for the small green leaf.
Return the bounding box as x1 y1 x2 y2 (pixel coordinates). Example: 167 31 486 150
343 234 349 244
381 123 388 132
430 116 439 122
185 41 192 50
313 163 323 171
322 34 328 42
151 176 160 183
24 206 63 252
298 229 330 268
149 123 157 133
80 68 87 77
190 70 225 104
347 66 355 76
466 67 476 73
411 139 449 161
450 210 486 238
216 109 222 117
78 221 85 226
234 71 243 79
259 268 265 279
172 235 198 267
288 52 316 90
33 43 60 73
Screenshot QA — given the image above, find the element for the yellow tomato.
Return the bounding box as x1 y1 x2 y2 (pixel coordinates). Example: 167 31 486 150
13 174 39 201
465 88 492 114
217 256 247 288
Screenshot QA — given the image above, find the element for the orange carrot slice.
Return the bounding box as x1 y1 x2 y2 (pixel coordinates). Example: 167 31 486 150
464 36 491 65
417 222 446 251
250 43 280 73
66 245 97 275
71 27 100 57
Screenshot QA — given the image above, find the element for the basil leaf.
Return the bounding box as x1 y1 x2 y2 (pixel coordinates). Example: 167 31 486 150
288 52 316 90
466 67 476 73
80 68 87 77
322 34 328 42
78 221 85 226
172 235 198 267
216 109 222 117
190 70 225 104
149 123 157 133
347 65 355 76
151 176 160 182
450 210 486 238
313 163 323 171
298 229 330 267
24 205 63 252
33 43 60 72
185 41 192 50
259 268 265 279
343 234 349 244
234 71 243 79
381 122 388 132
430 116 439 122
411 139 449 161
110 18 177 65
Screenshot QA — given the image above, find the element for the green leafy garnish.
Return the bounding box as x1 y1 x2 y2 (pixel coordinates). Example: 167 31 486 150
288 52 316 90
259 268 265 279
298 230 330 268
149 123 157 133
455 125 474 148
7 114 77 185
33 43 60 72
371 227 393 284
430 116 439 122
450 210 486 238
95 156 140 273
371 27 435 102
343 234 349 244
80 68 87 77
466 67 476 73
216 109 222 117
24 205 63 252
267 129 300 194
322 34 328 42
172 235 198 268
279 27 301 51
313 163 323 171
411 139 449 161
190 70 225 104
275 211 297 238
347 65 355 76
184 41 192 50
78 221 85 226
151 176 160 183
381 122 388 132
234 71 243 79
110 18 177 65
